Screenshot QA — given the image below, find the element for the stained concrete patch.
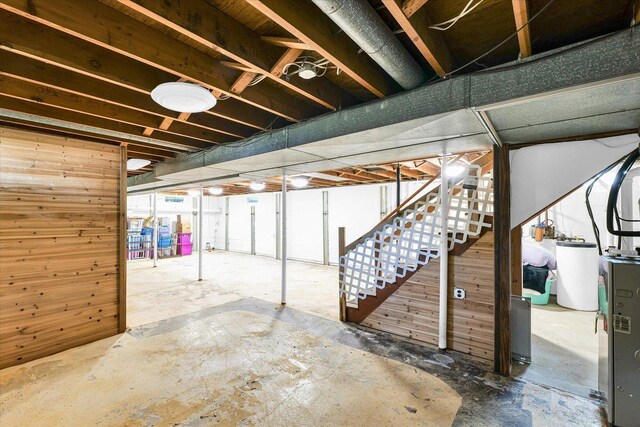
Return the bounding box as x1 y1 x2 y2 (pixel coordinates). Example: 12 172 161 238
0 310 461 426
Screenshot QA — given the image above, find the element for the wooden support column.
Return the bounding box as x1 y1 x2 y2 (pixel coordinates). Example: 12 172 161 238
338 227 347 321
493 143 511 376
118 143 128 333
511 227 523 296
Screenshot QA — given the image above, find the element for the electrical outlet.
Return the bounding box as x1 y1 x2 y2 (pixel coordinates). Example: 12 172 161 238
453 287 466 300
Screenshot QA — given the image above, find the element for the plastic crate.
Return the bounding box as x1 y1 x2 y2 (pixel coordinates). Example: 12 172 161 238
177 233 192 244
178 243 193 256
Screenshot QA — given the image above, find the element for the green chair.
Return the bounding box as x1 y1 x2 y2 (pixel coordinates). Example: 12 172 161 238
524 276 553 305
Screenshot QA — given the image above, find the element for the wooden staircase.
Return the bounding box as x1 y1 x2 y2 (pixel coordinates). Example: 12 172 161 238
339 153 494 323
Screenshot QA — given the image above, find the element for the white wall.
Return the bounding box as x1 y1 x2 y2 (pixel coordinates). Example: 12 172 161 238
510 135 639 228
522 172 614 247
126 175 475 265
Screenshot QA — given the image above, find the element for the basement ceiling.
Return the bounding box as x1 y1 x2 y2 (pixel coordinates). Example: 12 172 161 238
0 0 637 177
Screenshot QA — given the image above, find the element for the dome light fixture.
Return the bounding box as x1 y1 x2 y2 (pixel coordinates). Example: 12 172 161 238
127 158 151 171
446 164 466 177
151 82 217 113
298 63 318 80
290 177 309 188
187 189 200 197
209 187 223 196
249 182 265 192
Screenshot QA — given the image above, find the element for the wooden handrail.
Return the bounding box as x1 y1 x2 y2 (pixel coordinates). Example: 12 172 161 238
344 153 465 253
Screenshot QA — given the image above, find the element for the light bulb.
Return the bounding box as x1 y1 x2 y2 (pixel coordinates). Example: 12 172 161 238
446 164 465 177
290 177 309 188
250 182 265 191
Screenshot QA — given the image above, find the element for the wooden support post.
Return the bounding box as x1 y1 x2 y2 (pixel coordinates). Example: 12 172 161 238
511 226 523 296
493 144 511 376
118 143 128 333
338 226 347 322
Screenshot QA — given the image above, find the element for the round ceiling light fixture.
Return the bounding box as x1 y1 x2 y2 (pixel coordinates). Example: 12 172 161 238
290 177 309 188
151 82 217 113
249 182 266 192
209 187 223 196
298 63 318 80
446 164 466 177
127 158 151 171
187 189 200 197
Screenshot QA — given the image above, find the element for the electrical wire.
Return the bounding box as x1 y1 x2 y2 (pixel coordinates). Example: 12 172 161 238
439 0 557 78
429 0 485 31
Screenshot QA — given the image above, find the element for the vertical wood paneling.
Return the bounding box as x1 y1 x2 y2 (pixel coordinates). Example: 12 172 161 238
360 232 495 361
0 127 124 369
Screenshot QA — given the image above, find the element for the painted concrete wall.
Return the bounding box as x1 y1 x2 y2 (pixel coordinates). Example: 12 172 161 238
201 181 424 265
521 169 617 247
510 135 639 229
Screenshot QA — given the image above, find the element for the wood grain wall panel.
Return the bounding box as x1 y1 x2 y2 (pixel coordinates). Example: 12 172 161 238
0 127 124 369
361 232 495 361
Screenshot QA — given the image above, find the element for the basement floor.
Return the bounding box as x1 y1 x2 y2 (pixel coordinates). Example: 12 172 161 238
0 252 605 426
512 297 598 398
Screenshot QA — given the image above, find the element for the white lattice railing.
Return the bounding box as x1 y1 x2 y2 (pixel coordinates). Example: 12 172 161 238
339 165 494 307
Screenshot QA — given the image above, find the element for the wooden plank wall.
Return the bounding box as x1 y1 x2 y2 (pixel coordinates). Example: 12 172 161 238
0 127 125 369
360 232 495 361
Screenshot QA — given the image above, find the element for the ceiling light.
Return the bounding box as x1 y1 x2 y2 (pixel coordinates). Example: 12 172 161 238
208 187 223 196
446 164 466 177
290 177 309 188
298 63 318 80
250 182 265 191
151 82 217 113
127 158 151 171
187 189 200 197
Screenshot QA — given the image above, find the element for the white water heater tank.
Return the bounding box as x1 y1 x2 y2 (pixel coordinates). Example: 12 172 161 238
556 241 599 311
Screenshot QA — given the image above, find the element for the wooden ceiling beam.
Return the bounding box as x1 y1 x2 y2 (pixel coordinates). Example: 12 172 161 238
0 1 323 122
401 0 431 18
414 160 440 176
0 119 178 159
0 95 214 151
230 72 260 95
247 0 398 98
511 0 532 58
0 12 276 131
261 36 310 50
107 0 356 110
271 49 304 78
0 75 237 144
381 0 454 76
0 52 256 138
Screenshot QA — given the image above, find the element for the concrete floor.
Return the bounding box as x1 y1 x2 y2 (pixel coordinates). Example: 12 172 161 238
512 297 598 398
1 251 606 426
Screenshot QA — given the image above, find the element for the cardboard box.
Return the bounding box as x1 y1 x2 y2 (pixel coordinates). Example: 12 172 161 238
177 215 191 224
176 222 192 233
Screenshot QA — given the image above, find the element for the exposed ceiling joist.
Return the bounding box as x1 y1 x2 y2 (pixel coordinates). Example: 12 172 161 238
0 11 277 131
231 72 260 95
0 119 178 159
246 0 398 98
0 95 213 151
0 0 325 122
261 36 310 50
401 0 431 18
0 57 254 139
107 0 356 111
0 75 235 144
512 0 532 58
381 0 454 76
270 48 304 78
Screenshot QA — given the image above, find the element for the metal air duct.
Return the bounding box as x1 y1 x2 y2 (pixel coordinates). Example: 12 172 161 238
311 0 425 90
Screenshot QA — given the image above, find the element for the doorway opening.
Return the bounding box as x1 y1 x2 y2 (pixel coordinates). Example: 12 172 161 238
511 161 640 397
